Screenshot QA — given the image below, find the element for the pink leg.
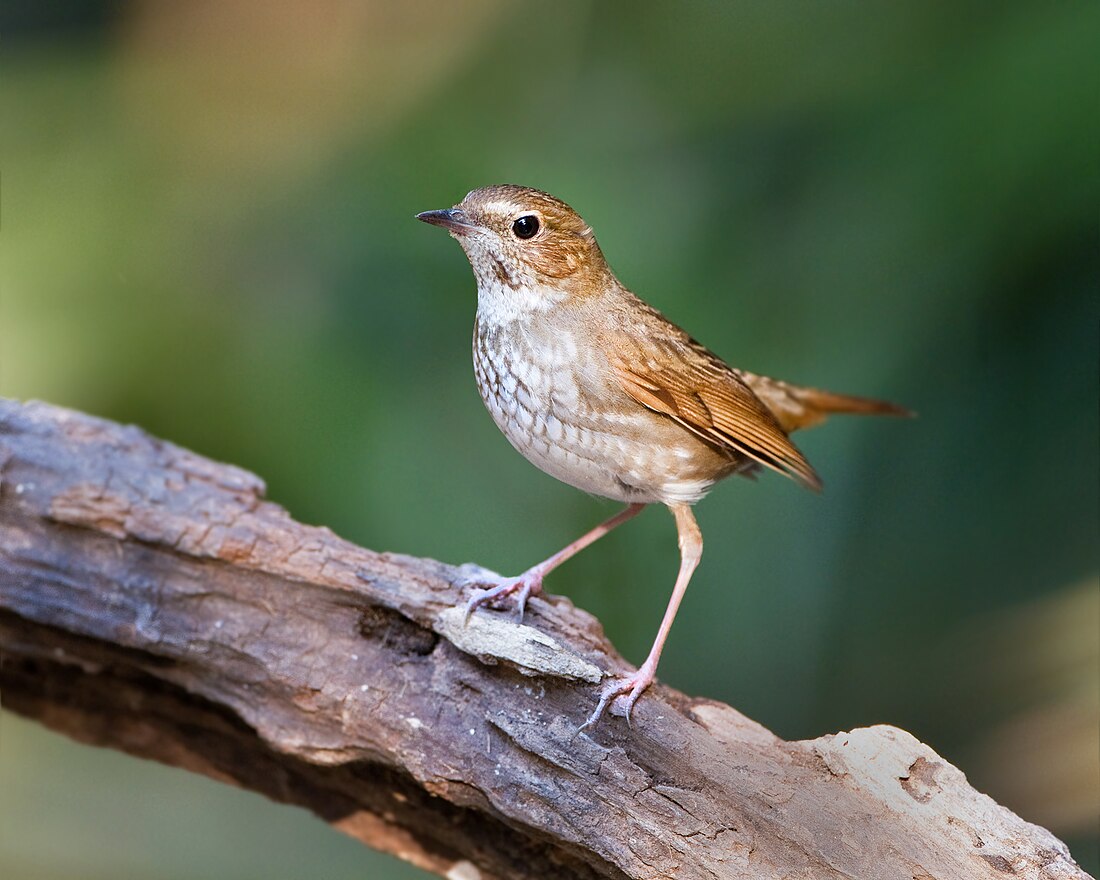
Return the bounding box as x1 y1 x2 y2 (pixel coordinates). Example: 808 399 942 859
463 503 646 622
580 503 702 730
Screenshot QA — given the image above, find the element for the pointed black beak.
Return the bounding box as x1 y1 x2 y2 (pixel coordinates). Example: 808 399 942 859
416 208 476 234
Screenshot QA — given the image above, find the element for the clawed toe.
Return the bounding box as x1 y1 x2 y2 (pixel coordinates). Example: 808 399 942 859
579 671 655 731
462 581 515 622
461 572 543 623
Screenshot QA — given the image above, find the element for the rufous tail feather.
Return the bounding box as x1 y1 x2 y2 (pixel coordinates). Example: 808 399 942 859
738 370 913 434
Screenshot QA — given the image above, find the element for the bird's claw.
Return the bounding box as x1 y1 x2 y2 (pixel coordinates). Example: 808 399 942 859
460 570 543 624
579 670 655 732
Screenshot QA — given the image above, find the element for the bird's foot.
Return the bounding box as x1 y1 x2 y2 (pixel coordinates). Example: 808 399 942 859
456 564 544 623
579 666 656 731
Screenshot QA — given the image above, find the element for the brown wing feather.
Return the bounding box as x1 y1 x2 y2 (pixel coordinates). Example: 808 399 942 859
607 348 822 492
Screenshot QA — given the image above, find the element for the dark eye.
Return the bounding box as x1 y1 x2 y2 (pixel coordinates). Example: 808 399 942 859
512 215 540 239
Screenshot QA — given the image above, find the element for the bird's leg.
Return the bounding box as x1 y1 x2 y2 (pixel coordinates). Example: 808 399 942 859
462 502 646 622
581 503 702 730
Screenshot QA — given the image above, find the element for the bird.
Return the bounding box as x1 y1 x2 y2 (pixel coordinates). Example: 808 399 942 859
416 184 909 728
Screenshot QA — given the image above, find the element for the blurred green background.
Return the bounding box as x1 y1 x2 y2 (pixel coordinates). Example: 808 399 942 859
2 2 1097 877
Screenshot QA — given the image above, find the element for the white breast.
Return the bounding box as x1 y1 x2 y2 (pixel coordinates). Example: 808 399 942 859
471 285 719 505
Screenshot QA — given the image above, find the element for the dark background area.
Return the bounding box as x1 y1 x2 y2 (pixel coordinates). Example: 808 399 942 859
1 2 1096 877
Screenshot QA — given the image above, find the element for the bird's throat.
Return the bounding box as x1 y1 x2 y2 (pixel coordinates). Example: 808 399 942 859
475 281 569 327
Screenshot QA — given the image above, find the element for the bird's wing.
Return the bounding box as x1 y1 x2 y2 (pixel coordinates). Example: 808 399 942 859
602 323 822 491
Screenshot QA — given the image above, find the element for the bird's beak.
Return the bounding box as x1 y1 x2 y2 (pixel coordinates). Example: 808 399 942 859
416 208 477 235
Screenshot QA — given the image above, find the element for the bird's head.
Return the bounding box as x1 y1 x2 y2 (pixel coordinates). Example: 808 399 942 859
417 185 612 299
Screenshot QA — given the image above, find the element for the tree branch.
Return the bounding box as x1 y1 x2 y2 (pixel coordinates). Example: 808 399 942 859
0 398 1085 879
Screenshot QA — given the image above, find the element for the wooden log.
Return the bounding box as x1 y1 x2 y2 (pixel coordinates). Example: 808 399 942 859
0 398 1086 879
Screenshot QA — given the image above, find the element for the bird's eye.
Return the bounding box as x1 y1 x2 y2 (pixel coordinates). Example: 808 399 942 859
512 215 540 239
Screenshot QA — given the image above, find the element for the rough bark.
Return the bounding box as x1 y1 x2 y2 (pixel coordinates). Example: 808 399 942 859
0 398 1086 880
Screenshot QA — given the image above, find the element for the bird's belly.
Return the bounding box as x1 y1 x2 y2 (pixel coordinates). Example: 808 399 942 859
473 332 737 504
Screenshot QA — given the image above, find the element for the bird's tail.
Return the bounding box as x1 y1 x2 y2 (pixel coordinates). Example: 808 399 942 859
737 370 913 434
791 386 913 418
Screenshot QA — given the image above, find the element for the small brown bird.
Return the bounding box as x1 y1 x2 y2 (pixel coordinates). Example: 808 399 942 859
418 184 908 727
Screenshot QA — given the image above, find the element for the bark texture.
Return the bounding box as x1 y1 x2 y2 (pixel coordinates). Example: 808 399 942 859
0 398 1086 879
